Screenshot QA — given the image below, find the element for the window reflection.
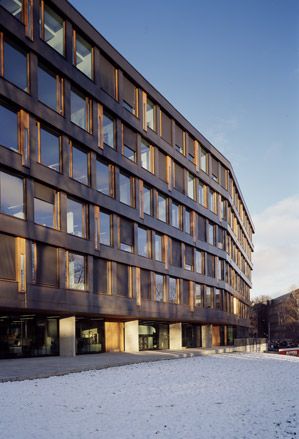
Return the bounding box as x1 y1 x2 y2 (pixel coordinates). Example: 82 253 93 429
0 0 23 20
0 104 18 151
155 274 164 302
154 233 162 262
39 126 60 172
68 253 85 290
138 227 149 257
42 4 64 56
119 173 132 206
67 198 86 238
38 65 57 111
70 145 88 185
73 33 92 79
157 193 166 222
0 171 24 219
96 160 111 196
103 114 114 148
4 40 28 91
99 210 111 246
71 89 90 131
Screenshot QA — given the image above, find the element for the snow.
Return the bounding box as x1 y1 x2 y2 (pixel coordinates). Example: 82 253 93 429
0 353 298 439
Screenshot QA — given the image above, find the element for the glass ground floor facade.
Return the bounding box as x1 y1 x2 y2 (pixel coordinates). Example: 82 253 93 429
0 312 239 359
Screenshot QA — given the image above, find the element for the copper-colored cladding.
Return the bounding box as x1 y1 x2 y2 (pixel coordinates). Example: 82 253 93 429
0 0 253 341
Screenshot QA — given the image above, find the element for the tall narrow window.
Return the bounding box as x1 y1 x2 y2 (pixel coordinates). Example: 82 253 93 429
195 284 203 307
73 31 93 79
168 277 177 303
67 197 87 238
116 263 129 297
154 233 163 262
38 125 60 172
70 144 88 185
184 208 191 234
157 193 167 222
208 222 215 245
155 274 164 302
100 54 117 99
0 233 16 280
34 243 58 287
188 135 195 163
171 239 181 267
199 146 208 173
70 88 91 132
67 252 85 290
198 215 206 242
103 113 115 148
160 111 172 144
37 64 63 114
3 40 28 91
157 150 167 182
123 76 138 116
175 124 184 155
181 280 189 306
123 125 137 162
171 201 180 229
0 104 18 151
195 250 205 274
187 172 195 200
146 98 155 131
198 182 206 207
211 157 219 182
96 160 112 196
94 258 108 294
0 171 24 219
120 217 134 252
205 286 213 308
174 162 184 194
40 3 64 56
143 184 152 216
119 172 134 207
140 269 151 301
137 226 150 257
99 210 111 246
141 139 154 173
207 254 215 278
185 245 193 271
34 183 58 228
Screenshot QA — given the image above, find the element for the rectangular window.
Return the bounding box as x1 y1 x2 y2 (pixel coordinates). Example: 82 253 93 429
198 182 206 207
172 239 181 267
0 104 18 151
217 227 225 249
120 217 134 252
175 124 184 154
195 250 205 274
208 188 217 214
157 149 167 182
140 269 151 301
137 226 150 257
160 111 172 144
115 263 130 297
155 274 164 302
157 192 167 222
38 124 60 172
123 76 138 116
100 54 117 99
0 233 16 280
73 31 93 79
171 201 180 229
103 113 115 148
141 139 154 173
70 144 89 185
154 233 163 262
215 289 222 310
67 197 87 238
37 64 63 114
70 88 91 132
174 162 184 193
146 97 155 131
143 184 152 216
96 160 112 196
199 146 208 173
67 252 85 290
187 172 195 200
94 258 108 294
188 135 195 162
168 277 177 303
207 254 215 278
123 125 137 162
0 0 22 20
34 243 58 287
181 280 189 306
34 182 58 228
198 215 206 242
185 245 193 271
195 284 203 307
99 210 111 246
3 39 28 91
40 2 64 56
208 222 215 245
205 286 213 308
184 208 191 234
211 157 219 182
119 172 134 207
0 171 24 218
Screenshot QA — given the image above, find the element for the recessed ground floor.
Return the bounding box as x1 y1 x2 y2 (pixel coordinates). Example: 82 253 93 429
0 312 241 359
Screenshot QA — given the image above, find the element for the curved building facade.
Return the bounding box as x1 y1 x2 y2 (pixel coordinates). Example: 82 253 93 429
0 0 254 357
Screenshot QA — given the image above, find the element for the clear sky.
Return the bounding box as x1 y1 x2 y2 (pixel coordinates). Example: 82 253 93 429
70 0 299 297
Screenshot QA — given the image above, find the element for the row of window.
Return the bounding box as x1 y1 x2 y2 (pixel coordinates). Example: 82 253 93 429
0 1 253 241
0 232 248 318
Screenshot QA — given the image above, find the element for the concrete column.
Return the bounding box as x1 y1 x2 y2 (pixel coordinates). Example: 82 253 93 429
169 323 182 350
59 317 76 357
124 320 139 353
202 324 213 349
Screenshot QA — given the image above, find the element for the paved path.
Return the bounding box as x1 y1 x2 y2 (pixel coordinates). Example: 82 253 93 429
0 349 212 382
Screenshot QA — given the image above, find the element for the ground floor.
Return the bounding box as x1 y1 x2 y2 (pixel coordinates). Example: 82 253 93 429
0 312 241 359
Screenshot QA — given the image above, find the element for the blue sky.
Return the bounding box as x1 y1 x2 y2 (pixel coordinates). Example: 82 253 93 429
70 0 299 296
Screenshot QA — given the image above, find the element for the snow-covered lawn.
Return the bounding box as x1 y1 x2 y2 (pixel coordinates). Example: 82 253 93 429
0 353 298 439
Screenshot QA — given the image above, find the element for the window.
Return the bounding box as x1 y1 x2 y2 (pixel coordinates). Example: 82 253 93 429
33 243 58 287
188 135 195 163
143 184 152 216
199 146 208 173
100 54 117 99
137 226 150 257
168 277 177 303
185 245 193 271
155 274 164 302
195 250 205 274
208 222 215 245
217 227 225 250
116 263 129 297
123 125 137 162
67 252 85 290
67 197 87 238
3 39 28 91
96 160 112 196
207 254 215 278
38 125 60 172
181 280 189 306
146 98 155 131
73 31 93 79
141 139 154 173
140 269 151 301
0 171 24 218
187 172 195 200
198 182 206 207
0 233 16 280
184 208 191 234
123 76 137 116
0 0 22 20
172 239 181 267
37 64 63 113
119 172 134 206
171 201 180 229
198 215 206 242
103 113 115 148
208 188 217 214
174 162 184 194
94 258 108 294
157 149 167 182
99 210 111 246
175 124 184 154
120 217 134 252
154 233 163 262
34 183 58 228
215 289 222 310
40 3 64 56
195 284 203 307
160 111 172 144
211 157 219 182
70 144 88 185
0 104 18 151
205 286 213 308
157 193 167 222
70 88 91 132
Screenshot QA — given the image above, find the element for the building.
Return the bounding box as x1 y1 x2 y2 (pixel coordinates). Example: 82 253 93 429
0 0 254 358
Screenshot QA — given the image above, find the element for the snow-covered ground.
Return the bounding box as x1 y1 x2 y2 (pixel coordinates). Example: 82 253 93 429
0 353 298 439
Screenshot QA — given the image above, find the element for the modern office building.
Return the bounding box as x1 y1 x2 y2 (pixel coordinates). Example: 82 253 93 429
0 0 254 358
